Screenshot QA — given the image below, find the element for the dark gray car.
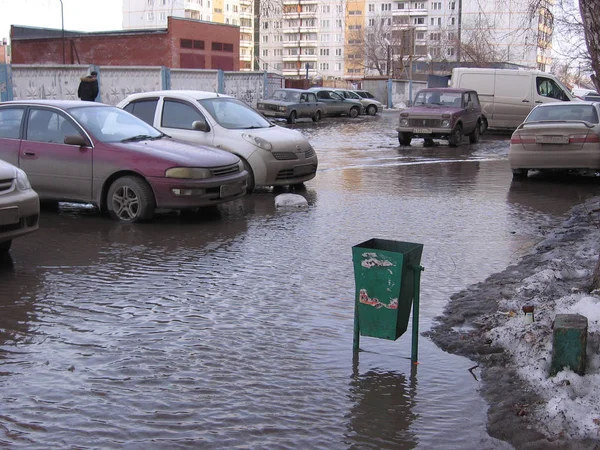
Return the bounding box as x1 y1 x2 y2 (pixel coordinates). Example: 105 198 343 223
307 88 364 118
257 89 324 124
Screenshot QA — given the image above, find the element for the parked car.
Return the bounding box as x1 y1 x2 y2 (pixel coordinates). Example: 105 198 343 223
451 67 575 130
0 100 248 223
0 159 39 253
307 88 364 118
331 88 384 116
508 101 600 178
118 90 318 191
397 88 487 147
256 89 324 124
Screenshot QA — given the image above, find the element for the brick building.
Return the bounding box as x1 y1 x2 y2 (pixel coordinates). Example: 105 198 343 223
10 17 239 70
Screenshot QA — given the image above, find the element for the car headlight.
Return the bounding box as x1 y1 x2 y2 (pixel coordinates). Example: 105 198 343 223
441 119 450 128
241 133 273 151
165 167 212 179
15 168 32 190
278 106 287 112
400 118 409 127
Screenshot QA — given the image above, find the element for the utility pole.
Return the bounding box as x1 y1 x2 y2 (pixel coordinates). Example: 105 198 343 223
59 0 65 64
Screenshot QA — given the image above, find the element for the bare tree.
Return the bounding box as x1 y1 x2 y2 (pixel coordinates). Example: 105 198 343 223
345 15 399 76
458 14 509 66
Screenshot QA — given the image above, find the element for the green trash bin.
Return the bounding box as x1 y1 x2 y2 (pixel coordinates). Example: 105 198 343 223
352 238 424 342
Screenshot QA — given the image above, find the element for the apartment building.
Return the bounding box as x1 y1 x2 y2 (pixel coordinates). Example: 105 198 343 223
122 0 255 70
259 0 552 80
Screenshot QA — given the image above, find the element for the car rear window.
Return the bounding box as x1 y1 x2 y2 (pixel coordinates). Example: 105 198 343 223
526 105 599 123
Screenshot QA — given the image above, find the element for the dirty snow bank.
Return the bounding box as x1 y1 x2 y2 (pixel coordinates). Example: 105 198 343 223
426 197 600 449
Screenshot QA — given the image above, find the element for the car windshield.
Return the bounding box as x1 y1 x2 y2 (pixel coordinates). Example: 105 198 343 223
526 104 599 123
343 91 362 100
198 97 273 129
70 106 162 143
414 91 462 107
271 90 300 102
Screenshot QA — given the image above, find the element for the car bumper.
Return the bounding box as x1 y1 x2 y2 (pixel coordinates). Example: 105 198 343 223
149 171 248 209
252 151 318 187
508 145 600 170
259 110 288 119
0 189 40 244
397 127 453 139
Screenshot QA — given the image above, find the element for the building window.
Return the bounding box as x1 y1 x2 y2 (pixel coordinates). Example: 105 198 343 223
262 49 268 56
348 10 362 15
335 48 342 56
447 47 455 56
398 2 405 9
180 39 193 48
320 48 329 56
319 63 329 70
223 43 233 52
369 4 375 12
262 35 268 43
212 42 222 51
147 12 154 21
193 40 204 49
449 1 455 9
159 12 166 21
414 17 424 25
336 19 343 27
432 2 442 9
335 63 342 71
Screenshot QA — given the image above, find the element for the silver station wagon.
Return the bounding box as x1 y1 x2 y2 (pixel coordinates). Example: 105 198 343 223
257 89 324 124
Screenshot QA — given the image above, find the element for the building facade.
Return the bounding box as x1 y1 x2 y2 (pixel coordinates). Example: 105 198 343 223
122 0 256 71
10 17 240 70
259 0 553 81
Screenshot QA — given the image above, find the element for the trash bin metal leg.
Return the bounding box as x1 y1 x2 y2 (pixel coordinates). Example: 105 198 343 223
411 265 424 364
353 296 360 352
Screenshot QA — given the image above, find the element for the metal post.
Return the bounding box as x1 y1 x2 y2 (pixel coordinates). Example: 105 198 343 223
353 295 360 352
59 0 65 64
411 265 424 364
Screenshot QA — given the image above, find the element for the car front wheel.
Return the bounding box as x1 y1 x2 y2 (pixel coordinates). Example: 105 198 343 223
107 176 156 223
312 111 321 122
469 123 480 143
287 111 297 124
366 105 377 116
242 159 256 193
448 124 463 147
0 240 12 253
512 169 529 179
349 107 359 118
398 132 412 146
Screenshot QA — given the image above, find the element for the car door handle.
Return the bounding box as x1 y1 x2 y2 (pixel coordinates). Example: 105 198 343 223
535 101 543 104
23 151 36 156
522 100 530 103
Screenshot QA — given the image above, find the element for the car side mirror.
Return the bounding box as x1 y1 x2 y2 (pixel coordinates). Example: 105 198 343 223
192 120 209 132
64 134 88 146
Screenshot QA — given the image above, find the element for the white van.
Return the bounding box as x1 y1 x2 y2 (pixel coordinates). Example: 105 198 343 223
450 68 576 130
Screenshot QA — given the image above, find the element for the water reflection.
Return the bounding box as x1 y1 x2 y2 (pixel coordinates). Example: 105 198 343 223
507 175 600 217
346 368 418 449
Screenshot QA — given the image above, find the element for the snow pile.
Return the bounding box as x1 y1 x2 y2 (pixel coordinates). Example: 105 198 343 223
485 206 600 441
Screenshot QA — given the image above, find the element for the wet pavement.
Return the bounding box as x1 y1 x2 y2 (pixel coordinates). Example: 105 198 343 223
2 111 600 449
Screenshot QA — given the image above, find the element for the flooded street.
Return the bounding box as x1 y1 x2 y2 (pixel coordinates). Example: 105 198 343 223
2 111 600 449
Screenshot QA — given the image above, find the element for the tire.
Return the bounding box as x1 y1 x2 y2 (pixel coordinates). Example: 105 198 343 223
0 240 12 253
512 169 529 179
398 132 412 146
424 139 434 147
287 111 297 124
469 123 480 143
349 107 359 118
107 176 155 223
448 124 463 147
40 200 60 212
366 105 377 116
312 111 321 122
242 159 255 193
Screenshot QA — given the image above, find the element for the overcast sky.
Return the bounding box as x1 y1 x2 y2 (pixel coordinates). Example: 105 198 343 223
0 0 123 41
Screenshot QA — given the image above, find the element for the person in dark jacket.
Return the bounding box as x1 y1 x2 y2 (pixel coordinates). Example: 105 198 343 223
77 71 99 101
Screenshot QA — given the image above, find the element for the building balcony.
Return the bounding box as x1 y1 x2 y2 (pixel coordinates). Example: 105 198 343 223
283 40 318 48
282 26 318 34
240 25 253 34
283 0 319 5
283 54 318 62
239 11 253 19
240 39 253 48
240 54 252 62
240 0 252 5
283 68 318 77
283 11 318 19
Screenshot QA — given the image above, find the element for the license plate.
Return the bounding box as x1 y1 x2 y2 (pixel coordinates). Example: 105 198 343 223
0 207 19 226
536 135 569 144
413 128 432 134
220 182 244 198
293 165 314 176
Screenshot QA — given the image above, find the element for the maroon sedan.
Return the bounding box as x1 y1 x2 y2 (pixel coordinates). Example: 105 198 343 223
0 100 248 223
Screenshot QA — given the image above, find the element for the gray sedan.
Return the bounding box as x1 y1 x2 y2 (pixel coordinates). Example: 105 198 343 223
307 88 364 118
257 89 324 124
